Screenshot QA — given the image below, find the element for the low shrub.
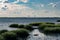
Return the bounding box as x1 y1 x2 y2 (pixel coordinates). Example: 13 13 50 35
38 24 45 30
46 22 55 24
1 32 17 40
44 27 60 34
11 29 29 39
0 30 8 34
57 20 60 22
38 23 60 34
24 25 33 31
0 29 29 40
38 24 56 30
9 24 19 28
0 35 4 40
29 22 42 26
18 25 24 28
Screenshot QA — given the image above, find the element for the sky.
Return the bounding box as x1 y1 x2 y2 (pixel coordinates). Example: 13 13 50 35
0 0 60 17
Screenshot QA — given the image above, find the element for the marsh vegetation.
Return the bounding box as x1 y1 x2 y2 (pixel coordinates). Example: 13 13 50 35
0 22 60 40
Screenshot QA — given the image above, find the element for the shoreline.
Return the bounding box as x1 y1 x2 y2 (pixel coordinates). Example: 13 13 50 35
0 17 60 19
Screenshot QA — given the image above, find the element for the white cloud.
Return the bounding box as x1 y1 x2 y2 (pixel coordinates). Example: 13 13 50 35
0 0 8 3
48 3 56 8
48 3 54 5
0 0 28 4
12 0 19 3
0 3 60 17
40 4 44 7
20 0 28 3
12 0 28 3
0 3 34 17
55 1 60 8
29 3 44 9
32 10 58 17
35 4 44 8
48 1 60 8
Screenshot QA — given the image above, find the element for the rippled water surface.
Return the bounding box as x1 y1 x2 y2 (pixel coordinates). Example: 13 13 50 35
0 18 60 30
27 29 60 40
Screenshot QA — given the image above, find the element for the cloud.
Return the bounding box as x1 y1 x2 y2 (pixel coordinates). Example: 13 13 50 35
34 4 44 8
0 0 8 3
0 0 28 4
55 1 60 8
48 3 56 8
20 0 28 3
0 3 60 17
12 0 19 3
12 0 28 3
48 1 60 8
32 10 58 17
0 3 34 17
28 2 45 9
40 4 44 7
0 1 60 17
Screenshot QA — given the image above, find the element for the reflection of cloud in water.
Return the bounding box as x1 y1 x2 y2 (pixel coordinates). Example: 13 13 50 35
27 29 60 40
27 29 45 40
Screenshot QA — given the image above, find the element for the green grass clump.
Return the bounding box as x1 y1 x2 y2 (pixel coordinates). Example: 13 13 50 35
0 35 4 40
46 22 55 24
0 29 29 40
1 32 17 40
9 24 25 28
0 30 8 34
29 22 42 26
38 24 55 30
9 24 19 28
24 25 33 31
38 23 60 34
44 27 60 34
11 29 29 39
29 22 55 26
9 24 34 31
18 25 24 28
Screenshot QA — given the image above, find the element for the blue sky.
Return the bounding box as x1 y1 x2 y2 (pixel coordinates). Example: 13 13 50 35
0 0 60 17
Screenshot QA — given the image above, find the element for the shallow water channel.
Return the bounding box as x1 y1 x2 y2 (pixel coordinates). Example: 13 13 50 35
27 29 60 40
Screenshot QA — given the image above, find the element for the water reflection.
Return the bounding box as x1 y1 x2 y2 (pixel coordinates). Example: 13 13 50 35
0 22 28 30
27 29 60 40
27 29 46 40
